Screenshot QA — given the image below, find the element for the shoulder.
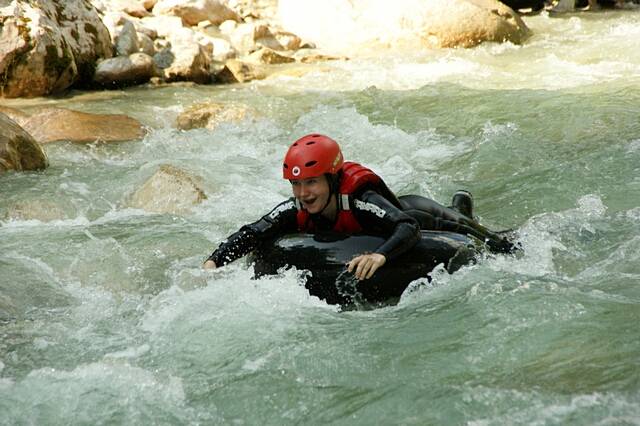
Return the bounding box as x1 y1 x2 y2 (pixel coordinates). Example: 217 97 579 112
351 190 389 218
266 198 297 220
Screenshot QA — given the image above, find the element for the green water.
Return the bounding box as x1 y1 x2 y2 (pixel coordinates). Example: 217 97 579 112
1 10 640 425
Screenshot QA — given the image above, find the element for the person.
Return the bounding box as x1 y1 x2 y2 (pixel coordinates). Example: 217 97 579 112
204 134 515 280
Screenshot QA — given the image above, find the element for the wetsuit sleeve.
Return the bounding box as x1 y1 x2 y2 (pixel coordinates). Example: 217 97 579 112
207 199 298 266
351 190 421 260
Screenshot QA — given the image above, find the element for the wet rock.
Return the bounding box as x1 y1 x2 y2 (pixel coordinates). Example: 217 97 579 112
115 20 140 56
127 164 207 214
20 108 146 144
4 200 68 222
0 113 48 173
215 59 266 83
153 0 241 26
0 0 113 98
278 0 531 50
176 101 253 130
419 0 531 48
94 53 157 86
0 106 30 126
247 47 295 65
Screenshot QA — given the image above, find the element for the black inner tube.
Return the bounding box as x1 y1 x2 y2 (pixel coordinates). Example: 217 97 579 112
250 231 480 306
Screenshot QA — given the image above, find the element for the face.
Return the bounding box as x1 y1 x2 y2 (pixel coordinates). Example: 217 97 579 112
291 175 331 214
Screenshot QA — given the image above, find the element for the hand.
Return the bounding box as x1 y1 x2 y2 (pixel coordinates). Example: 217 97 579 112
203 259 217 270
346 253 386 280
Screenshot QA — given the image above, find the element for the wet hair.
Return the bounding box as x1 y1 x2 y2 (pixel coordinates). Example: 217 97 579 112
326 172 341 195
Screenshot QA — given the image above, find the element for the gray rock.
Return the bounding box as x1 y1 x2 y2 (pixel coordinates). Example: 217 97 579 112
138 33 156 56
115 20 140 56
95 53 157 86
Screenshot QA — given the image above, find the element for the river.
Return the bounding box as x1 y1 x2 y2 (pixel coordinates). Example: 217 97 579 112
1 9 640 425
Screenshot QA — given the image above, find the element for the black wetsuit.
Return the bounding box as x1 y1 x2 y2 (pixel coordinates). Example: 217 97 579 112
208 189 514 266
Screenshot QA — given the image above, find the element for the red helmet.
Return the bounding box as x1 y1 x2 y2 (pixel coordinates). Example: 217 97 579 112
282 134 344 180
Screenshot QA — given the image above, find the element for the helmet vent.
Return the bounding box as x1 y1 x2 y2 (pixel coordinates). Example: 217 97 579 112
283 163 288 169
305 141 316 145
305 160 317 167
292 143 298 146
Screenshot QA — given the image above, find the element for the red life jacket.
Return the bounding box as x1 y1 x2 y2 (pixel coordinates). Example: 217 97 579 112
296 162 401 233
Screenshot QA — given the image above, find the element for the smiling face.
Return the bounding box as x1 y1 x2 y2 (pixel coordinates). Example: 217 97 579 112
291 175 332 215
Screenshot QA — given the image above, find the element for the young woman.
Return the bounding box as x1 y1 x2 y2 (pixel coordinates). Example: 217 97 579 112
204 134 514 279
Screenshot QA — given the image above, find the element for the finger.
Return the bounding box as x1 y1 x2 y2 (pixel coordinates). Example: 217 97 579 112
356 257 372 280
365 262 379 279
347 256 361 273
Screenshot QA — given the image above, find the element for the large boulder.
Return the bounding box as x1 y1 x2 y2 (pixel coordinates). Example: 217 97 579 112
94 53 157 86
278 0 531 51
0 0 113 98
176 101 253 130
126 164 207 214
20 108 146 144
0 113 48 173
162 28 212 83
153 0 241 26
4 199 68 222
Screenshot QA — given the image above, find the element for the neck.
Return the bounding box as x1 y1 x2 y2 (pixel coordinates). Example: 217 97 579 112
319 194 338 221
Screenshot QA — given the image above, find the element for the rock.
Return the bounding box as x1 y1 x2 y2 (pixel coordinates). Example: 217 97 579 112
176 101 253 130
138 33 156 56
0 106 30 126
193 25 238 61
91 0 150 17
4 200 67 222
500 0 545 11
210 37 237 61
153 48 176 69
299 53 348 63
153 0 241 26
0 0 113 98
256 31 302 51
115 20 140 56
140 15 185 39
127 164 207 214
163 28 212 83
215 59 266 83
143 0 159 10
94 53 157 86
277 0 531 50
218 19 238 34
247 47 295 64
20 108 146 144
0 113 48 173
226 22 272 54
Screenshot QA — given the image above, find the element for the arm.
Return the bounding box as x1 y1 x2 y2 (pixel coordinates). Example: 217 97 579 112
205 199 298 268
347 190 421 279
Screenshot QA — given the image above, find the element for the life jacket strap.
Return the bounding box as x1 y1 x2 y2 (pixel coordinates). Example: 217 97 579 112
339 194 350 211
